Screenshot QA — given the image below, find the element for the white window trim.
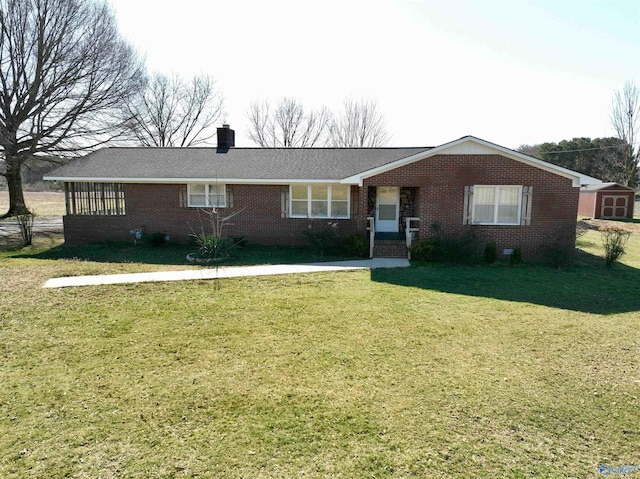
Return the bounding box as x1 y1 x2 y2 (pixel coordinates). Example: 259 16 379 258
472 185 522 225
187 183 227 208
289 184 350 219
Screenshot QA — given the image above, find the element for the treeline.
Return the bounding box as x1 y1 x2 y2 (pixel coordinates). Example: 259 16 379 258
518 137 633 186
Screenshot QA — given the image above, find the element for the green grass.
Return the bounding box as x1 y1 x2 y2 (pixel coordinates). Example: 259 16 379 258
1 229 639 477
25 240 359 268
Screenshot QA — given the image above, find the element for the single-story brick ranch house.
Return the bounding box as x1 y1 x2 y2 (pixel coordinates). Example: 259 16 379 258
45 125 601 259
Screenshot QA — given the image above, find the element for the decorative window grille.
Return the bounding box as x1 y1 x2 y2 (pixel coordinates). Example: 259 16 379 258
65 182 126 215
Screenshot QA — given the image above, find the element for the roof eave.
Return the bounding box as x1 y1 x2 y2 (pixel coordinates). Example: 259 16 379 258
43 176 361 185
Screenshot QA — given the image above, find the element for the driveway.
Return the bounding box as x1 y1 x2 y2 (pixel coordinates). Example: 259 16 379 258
0 216 63 238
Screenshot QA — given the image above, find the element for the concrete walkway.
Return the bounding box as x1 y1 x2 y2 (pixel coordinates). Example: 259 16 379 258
43 258 410 288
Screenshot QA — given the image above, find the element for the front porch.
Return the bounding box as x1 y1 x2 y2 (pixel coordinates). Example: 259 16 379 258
366 186 420 258
367 217 420 258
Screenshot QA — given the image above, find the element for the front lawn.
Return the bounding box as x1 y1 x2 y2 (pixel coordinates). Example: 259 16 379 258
26 240 356 269
0 227 639 478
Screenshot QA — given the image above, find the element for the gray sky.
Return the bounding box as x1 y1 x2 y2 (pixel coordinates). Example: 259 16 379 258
109 0 640 149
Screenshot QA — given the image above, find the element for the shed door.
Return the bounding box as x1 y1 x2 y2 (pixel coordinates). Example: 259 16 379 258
601 195 628 219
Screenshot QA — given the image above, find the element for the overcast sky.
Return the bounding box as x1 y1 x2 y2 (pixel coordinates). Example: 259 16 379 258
108 0 640 149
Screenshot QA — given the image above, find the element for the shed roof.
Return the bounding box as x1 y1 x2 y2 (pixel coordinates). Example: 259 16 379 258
581 182 635 192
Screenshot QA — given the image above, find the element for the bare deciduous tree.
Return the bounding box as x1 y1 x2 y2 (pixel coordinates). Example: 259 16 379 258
515 144 541 159
329 98 390 147
247 98 331 147
124 73 224 147
610 80 640 187
0 0 145 217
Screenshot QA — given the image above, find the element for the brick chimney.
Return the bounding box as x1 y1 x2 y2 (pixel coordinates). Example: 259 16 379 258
217 124 235 149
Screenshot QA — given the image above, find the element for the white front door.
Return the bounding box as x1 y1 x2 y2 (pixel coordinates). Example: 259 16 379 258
376 186 400 232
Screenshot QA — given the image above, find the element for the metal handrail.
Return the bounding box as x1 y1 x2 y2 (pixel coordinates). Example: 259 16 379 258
367 216 375 258
405 217 419 259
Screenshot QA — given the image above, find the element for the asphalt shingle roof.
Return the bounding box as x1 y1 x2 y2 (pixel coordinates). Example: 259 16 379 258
46 147 433 182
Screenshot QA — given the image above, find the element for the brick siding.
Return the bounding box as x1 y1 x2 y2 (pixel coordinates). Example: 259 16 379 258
63 153 581 260
357 154 579 261
63 184 361 245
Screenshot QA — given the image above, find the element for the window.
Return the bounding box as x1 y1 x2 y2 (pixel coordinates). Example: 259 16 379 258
289 184 350 219
291 185 308 216
472 186 521 225
187 184 226 207
331 185 349 218
65 182 125 216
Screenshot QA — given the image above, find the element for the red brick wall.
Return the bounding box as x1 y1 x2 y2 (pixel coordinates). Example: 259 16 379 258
63 183 361 244
63 154 581 260
358 154 580 260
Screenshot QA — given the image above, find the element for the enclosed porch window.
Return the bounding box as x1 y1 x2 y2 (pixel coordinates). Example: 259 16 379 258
65 182 125 215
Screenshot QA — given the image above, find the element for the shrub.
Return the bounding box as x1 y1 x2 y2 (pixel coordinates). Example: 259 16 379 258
544 243 574 269
148 231 168 247
409 238 436 261
191 234 235 261
344 234 368 258
510 248 523 266
542 228 577 268
16 213 34 246
188 207 245 262
484 241 497 264
601 226 632 267
433 231 481 264
303 227 339 257
232 236 248 248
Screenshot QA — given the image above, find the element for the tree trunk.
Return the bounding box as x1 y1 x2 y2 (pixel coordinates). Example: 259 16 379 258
2 155 29 218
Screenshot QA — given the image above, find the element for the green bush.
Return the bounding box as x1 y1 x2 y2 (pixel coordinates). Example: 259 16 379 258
190 234 236 261
544 243 574 269
510 247 523 266
410 231 481 264
484 241 497 264
545 237 575 269
601 226 632 267
344 234 368 258
232 236 248 248
433 231 481 264
187 206 246 262
148 232 168 247
303 227 339 257
409 238 436 261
